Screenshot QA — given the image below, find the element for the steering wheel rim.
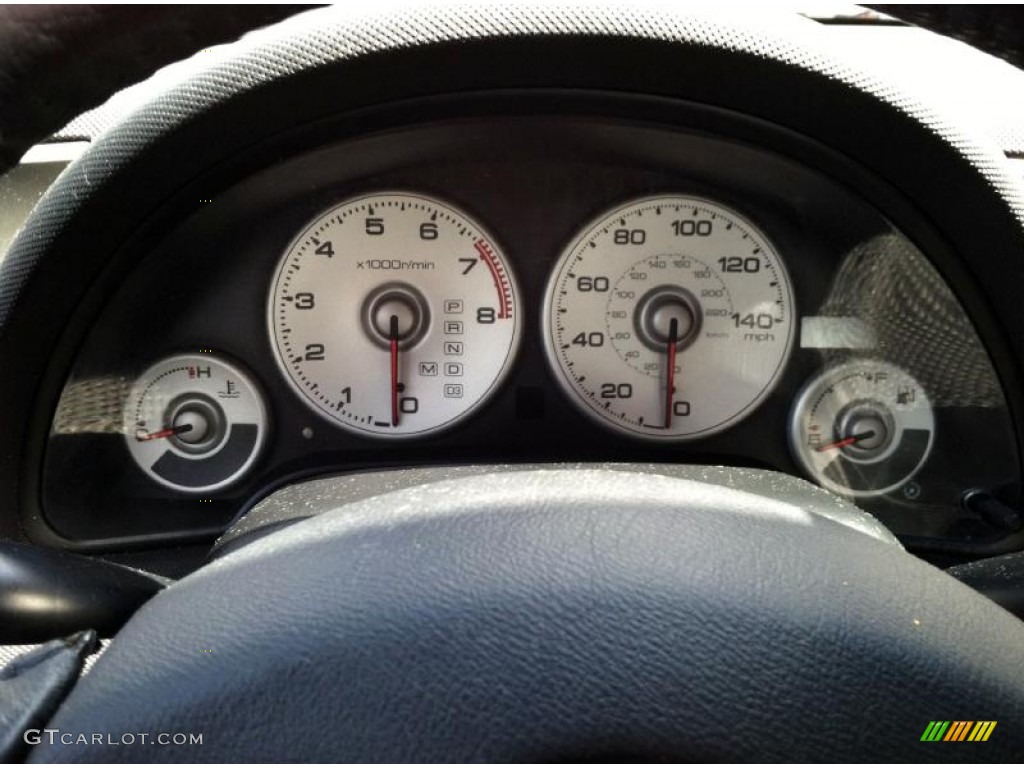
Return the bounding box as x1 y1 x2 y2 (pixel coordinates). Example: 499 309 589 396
2 4 1023 172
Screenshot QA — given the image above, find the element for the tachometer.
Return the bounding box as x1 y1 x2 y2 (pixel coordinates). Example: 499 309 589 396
543 195 795 439
269 192 520 437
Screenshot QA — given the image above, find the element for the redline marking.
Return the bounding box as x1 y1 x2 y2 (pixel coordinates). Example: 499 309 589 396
474 239 512 319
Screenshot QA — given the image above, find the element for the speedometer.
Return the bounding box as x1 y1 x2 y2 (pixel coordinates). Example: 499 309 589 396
543 195 795 440
269 192 520 438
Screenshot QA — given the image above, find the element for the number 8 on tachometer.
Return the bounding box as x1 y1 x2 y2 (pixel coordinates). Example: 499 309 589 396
542 195 795 440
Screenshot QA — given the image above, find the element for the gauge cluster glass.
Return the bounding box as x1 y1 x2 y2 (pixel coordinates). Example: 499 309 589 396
37 116 1019 550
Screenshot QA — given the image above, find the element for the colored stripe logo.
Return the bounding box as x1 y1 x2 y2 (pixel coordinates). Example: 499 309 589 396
921 721 997 742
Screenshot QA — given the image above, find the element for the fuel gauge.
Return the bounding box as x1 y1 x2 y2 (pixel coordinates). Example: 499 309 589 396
789 360 934 497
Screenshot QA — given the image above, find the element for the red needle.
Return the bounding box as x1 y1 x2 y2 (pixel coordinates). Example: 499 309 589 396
135 423 193 442
815 430 876 453
390 314 400 427
664 318 679 429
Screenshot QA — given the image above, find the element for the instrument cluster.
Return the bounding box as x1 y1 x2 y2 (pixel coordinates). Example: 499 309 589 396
38 115 1020 554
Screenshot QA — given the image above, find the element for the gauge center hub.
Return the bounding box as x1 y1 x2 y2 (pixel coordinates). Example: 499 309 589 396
836 402 894 459
166 394 226 455
361 283 431 350
633 285 701 351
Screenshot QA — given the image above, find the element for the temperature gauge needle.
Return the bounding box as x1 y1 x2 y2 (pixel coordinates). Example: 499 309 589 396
815 430 876 453
664 318 679 429
135 423 193 442
390 314 400 427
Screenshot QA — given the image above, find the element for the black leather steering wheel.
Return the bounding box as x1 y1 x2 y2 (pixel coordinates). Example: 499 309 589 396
26 468 1024 761
4 4 1024 762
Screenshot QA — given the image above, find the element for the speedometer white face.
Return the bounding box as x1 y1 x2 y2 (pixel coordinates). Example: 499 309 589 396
543 195 795 440
269 192 520 437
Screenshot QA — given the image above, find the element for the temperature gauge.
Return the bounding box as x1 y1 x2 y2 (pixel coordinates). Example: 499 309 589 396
789 360 934 497
124 354 268 493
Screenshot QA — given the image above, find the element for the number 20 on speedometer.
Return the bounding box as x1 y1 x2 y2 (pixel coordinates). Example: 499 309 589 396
543 196 795 440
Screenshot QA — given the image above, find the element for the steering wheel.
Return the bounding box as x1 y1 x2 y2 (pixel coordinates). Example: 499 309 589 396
4 4 1024 761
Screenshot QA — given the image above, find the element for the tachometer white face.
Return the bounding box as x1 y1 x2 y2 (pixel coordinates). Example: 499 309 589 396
543 195 795 440
269 193 520 437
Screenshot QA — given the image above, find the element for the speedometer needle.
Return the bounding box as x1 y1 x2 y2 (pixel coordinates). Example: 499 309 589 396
664 317 678 429
816 430 876 453
390 314 400 427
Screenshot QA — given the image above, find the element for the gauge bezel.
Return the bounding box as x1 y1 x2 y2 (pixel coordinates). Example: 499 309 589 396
541 193 797 442
267 190 523 440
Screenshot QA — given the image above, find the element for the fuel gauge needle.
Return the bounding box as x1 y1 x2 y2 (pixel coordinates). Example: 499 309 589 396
815 430 876 453
390 314 400 427
664 318 679 429
135 423 193 442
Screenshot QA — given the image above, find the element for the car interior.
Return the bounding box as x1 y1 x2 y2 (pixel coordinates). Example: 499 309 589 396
2 2 1024 762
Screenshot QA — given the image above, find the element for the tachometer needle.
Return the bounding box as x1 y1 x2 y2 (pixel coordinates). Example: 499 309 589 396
664 317 679 429
390 314 400 427
815 430 877 453
135 423 193 442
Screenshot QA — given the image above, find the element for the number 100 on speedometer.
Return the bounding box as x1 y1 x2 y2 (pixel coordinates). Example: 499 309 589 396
543 195 795 440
